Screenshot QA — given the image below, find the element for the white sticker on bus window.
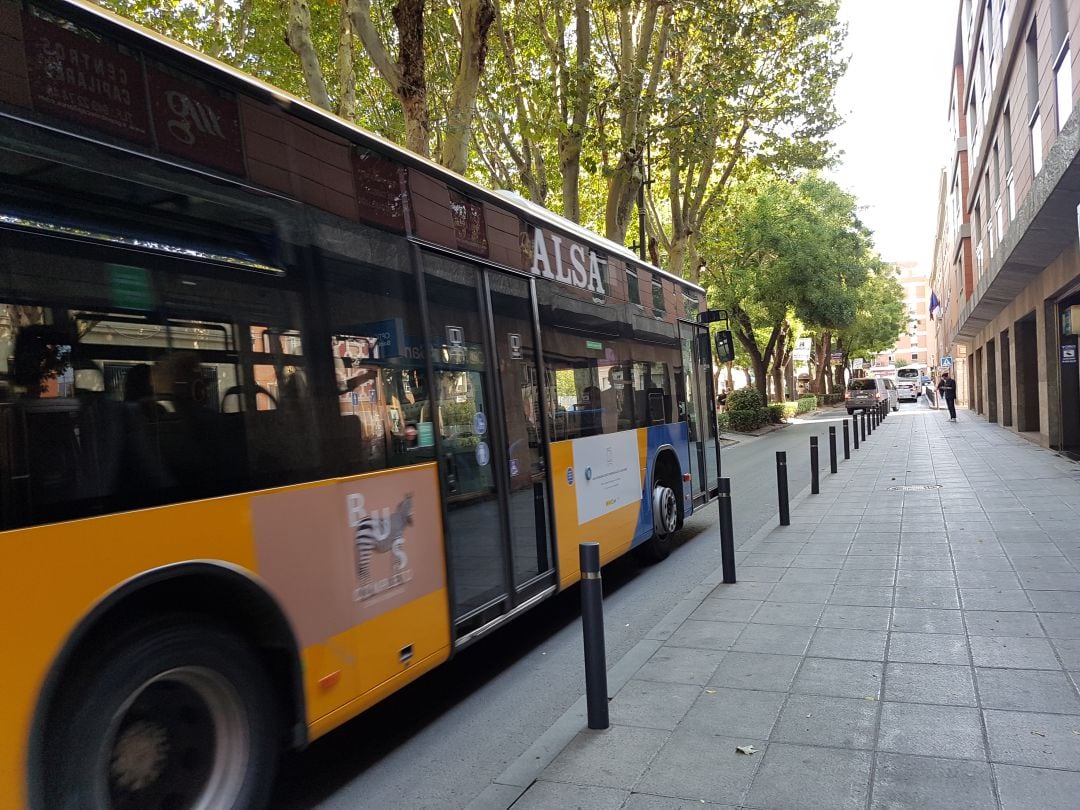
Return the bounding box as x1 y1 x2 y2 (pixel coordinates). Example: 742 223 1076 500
475 441 490 466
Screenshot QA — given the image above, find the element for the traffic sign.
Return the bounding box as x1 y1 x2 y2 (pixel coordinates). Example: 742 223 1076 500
941 356 953 368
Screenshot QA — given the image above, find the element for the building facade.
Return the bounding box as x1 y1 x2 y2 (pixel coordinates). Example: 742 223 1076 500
876 261 939 373
936 0 1080 451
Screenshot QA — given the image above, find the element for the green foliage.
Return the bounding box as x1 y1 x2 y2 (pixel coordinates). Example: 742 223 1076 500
781 402 799 418
767 403 785 424
837 259 907 359
726 387 765 412
726 409 763 432
796 395 817 414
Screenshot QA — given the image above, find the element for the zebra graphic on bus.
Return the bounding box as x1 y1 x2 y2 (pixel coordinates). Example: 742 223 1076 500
349 492 414 601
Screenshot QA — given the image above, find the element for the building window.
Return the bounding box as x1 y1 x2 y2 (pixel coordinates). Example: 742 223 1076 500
651 277 665 318
1004 106 1016 219
626 267 641 306
1032 111 1044 175
912 353 920 361
1055 41 1073 130
1000 0 1010 52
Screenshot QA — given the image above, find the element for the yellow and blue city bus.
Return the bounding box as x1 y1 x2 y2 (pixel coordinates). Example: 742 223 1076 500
0 1 720 805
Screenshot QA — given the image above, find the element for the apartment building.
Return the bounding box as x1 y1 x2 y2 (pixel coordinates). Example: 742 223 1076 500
875 261 939 372
936 0 1080 452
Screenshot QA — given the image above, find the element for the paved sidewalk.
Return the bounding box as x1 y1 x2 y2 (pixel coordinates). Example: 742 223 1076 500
475 407 1080 809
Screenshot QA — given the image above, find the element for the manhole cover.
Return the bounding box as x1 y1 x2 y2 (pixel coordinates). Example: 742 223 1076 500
887 484 943 491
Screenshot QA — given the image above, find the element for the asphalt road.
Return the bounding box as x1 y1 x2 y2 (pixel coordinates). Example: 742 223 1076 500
271 405 874 809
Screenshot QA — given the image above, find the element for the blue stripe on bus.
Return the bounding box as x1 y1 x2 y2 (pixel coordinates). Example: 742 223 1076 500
631 422 692 548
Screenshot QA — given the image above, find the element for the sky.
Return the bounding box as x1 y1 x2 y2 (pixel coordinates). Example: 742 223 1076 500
826 1 961 268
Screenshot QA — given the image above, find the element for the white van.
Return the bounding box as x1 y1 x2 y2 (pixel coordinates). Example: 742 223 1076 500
895 364 928 402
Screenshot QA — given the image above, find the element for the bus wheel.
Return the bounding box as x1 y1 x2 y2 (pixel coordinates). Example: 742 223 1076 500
637 478 680 563
43 615 277 810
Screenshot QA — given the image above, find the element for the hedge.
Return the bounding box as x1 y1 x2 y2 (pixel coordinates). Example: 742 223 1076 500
726 387 764 412
767 403 785 424
796 395 817 414
726 408 763 432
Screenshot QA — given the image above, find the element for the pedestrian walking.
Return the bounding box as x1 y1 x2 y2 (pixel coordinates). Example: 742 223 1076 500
937 371 958 421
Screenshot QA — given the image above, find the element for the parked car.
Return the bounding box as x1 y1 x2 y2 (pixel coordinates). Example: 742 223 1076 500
895 367 923 402
845 377 899 414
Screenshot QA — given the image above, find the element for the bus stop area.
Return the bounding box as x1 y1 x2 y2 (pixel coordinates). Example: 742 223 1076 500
471 408 1080 809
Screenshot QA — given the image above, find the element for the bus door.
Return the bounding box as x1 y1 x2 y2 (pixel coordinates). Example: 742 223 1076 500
678 320 719 503
422 254 555 641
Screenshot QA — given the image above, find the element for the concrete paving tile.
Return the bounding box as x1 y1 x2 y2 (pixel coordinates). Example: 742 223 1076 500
731 623 814 656
622 794 735 810
542 725 670 790
896 569 957 587
729 566 785 583
878 702 985 759
608 680 701 730
665 620 745 652
1050 638 1080 669
1020 572 1080 590
636 647 727 686
819 604 892 631
679 687 785 739
888 632 970 664
709 652 801 693
837 569 896 586
828 585 894 607
960 588 1035 611
807 627 888 661
843 556 896 570
635 732 762 805
689 599 759 623
894 586 960 609
706 581 775 601
883 662 976 706
969 636 1061 669
953 556 1016 571
976 667 1080 712
964 610 1045 637
765 583 834 603
871 754 995 810
512 780 629 809
1029 591 1080 612
773 694 879 749
778 568 839 584
955 570 1023 589
984 709 1080 768
741 554 797 568
792 657 883 699
744 743 871 810
1039 612 1080 638
749 601 825 627
994 764 1080 810
897 557 955 572
1009 555 1076 573
890 607 964 634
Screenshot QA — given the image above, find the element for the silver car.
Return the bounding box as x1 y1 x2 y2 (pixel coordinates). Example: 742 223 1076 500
845 377 899 414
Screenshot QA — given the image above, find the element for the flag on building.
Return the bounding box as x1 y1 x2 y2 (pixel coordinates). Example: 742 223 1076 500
929 291 942 320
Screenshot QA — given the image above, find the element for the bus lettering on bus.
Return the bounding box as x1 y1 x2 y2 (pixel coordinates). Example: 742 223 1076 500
529 226 606 295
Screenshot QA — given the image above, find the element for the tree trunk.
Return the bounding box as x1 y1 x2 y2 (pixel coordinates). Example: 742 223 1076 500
558 0 591 223
336 2 357 120
814 331 832 395
440 0 496 174
284 0 332 110
393 0 430 158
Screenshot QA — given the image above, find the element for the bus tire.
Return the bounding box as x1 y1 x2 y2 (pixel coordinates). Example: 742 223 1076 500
636 476 680 564
42 614 278 810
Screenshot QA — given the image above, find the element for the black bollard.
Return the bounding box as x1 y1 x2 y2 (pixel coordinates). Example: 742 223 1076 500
718 478 736 584
853 415 860 449
843 418 851 459
579 543 609 730
776 451 790 526
861 411 867 441
868 408 874 434
810 436 820 494
829 425 838 474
